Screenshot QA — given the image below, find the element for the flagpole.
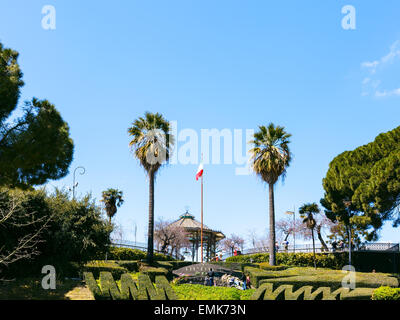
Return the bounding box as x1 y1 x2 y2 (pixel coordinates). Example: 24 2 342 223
201 174 204 263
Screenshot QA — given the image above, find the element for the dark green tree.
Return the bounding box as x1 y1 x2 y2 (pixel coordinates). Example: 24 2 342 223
101 188 124 224
321 125 400 242
0 42 74 188
128 112 174 264
249 123 292 266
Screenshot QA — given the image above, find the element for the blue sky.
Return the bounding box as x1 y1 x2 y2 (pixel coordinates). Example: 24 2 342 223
1 0 400 247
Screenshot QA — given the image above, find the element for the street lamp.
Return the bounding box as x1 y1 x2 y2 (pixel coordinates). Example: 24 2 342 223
343 199 352 267
285 207 296 253
72 166 85 200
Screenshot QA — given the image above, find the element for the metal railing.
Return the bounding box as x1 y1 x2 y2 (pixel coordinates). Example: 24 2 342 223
221 242 400 260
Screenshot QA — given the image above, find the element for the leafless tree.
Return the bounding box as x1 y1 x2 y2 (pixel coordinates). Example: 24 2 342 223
0 196 51 271
221 234 245 255
154 218 190 258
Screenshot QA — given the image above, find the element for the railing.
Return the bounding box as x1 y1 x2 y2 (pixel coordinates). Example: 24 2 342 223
221 242 400 260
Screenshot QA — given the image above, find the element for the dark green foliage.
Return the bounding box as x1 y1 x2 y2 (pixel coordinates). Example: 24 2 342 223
372 286 400 300
1 188 112 277
100 271 122 300
83 272 102 299
250 283 373 300
155 275 178 300
0 41 73 188
116 261 139 272
140 266 170 282
82 261 128 279
321 125 400 240
120 273 139 300
0 42 24 123
258 262 288 271
137 274 165 300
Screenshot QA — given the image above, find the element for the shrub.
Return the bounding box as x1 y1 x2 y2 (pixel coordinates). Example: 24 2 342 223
172 284 255 300
115 261 139 272
140 266 170 282
372 286 400 300
104 247 175 261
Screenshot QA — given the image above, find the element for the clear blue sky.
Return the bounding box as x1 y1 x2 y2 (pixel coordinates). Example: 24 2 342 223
1 0 400 246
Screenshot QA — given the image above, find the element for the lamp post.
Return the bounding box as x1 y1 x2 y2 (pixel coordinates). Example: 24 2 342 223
72 166 86 200
285 208 296 253
343 199 352 267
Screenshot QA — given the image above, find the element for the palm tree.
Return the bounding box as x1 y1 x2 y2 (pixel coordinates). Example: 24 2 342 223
128 112 174 264
101 188 124 224
249 123 292 266
299 202 320 269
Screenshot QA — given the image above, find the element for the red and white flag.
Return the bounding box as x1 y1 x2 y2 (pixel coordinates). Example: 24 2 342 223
196 163 203 181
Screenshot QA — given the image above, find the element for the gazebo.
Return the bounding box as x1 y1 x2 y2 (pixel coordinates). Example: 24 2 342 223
169 210 225 262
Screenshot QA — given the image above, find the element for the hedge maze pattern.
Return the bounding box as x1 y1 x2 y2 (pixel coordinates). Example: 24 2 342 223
250 283 374 300
84 272 178 300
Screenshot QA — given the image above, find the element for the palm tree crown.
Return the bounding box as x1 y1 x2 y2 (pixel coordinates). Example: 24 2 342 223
128 112 174 175
299 202 320 228
249 123 292 184
101 188 124 223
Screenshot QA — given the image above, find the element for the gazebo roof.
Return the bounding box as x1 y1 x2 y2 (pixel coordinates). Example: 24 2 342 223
169 211 225 240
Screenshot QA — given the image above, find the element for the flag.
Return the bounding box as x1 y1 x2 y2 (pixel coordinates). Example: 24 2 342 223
196 163 203 181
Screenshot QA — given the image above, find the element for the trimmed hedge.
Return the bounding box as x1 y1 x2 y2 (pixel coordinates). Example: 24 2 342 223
227 252 347 269
372 286 400 300
105 247 176 261
83 261 128 279
250 283 374 300
258 262 288 271
227 251 400 273
83 271 176 300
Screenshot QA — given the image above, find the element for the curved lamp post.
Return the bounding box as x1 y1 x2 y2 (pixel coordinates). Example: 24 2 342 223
72 166 86 200
343 199 352 267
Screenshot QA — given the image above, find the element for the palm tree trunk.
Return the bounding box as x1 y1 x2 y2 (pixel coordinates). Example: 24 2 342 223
147 171 155 264
268 183 276 266
312 228 316 269
316 224 329 252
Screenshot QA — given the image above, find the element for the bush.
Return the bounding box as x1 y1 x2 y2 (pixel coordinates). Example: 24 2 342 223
227 252 347 270
104 247 175 261
372 286 400 300
172 284 255 300
140 266 170 282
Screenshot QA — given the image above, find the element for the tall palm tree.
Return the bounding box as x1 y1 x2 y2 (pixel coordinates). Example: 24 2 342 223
128 112 174 264
101 188 124 224
249 123 292 266
299 202 320 269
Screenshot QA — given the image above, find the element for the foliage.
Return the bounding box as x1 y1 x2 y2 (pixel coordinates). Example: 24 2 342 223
251 283 374 300
321 125 400 241
371 286 400 300
104 246 175 261
154 217 190 257
101 188 124 224
0 41 73 188
258 262 288 271
82 261 128 279
84 272 176 300
172 284 255 300
1 188 112 276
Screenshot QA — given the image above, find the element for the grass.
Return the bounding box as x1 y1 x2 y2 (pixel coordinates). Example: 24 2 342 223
0 278 94 300
172 284 255 300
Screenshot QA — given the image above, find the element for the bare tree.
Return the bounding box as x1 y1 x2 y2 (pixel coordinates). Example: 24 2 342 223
0 196 52 270
154 218 190 259
221 234 245 255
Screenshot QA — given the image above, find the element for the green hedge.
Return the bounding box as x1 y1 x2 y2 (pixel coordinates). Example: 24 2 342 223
105 247 176 261
83 272 176 300
372 286 400 300
227 253 347 269
258 262 288 271
250 283 374 300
